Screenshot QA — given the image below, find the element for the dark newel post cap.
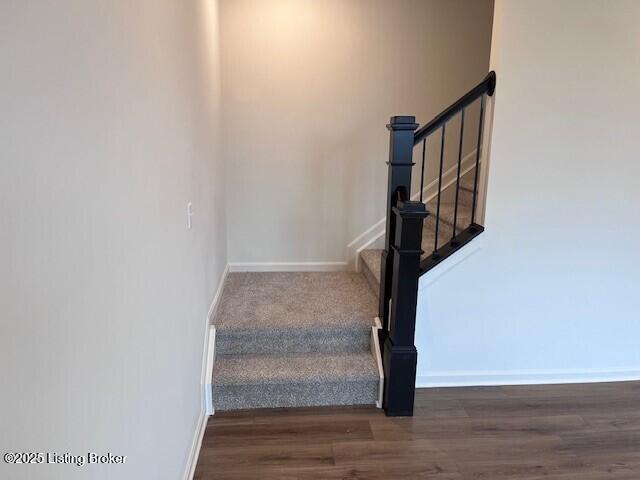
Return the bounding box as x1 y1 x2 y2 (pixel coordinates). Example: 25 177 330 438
387 116 419 131
392 200 428 219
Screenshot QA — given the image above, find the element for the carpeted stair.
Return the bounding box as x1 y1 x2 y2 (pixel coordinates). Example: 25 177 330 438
361 168 477 295
212 272 379 411
212 170 476 411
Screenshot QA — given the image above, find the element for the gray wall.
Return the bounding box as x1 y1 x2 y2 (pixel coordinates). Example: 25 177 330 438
220 0 494 265
0 1 225 479
416 0 640 386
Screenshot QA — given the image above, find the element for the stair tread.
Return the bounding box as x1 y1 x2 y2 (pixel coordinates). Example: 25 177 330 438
214 272 376 335
423 212 454 252
425 168 476 211
213 352 378 386
459 168 477 191
425 198 473 229
423 208 469 257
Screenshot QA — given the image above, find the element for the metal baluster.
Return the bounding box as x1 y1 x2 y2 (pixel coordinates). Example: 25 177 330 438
433 124 446 256
452 108 465 244
419 139 426 203
471 95 486 226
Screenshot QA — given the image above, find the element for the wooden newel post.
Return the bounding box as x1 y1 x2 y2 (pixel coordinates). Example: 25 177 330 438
379 116 419 343
383 198 427 416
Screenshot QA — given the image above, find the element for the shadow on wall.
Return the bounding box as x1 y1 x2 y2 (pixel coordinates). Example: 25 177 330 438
220 0 495 265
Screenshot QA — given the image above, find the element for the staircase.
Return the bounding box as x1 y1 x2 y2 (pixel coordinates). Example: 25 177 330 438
211 158 481 413
211 169 475 412
212 272 380 411
211 72 494 415
360 167 477 290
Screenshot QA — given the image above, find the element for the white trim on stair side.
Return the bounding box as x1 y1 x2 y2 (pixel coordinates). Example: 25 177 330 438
204 326 216 416
371 317 384 408
183 263 229 480
352 150 479 271
228 261 348 272
203 264 229 415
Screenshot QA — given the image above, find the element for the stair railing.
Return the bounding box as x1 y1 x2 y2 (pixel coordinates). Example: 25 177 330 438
379 72 496 416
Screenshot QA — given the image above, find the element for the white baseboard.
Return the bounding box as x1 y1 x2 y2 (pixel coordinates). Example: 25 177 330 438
204 326 216 416
416 367 640 388
184 264 229 480
202 264 229 412
206 264 230 323
370 317 384 408
182 411 208 480
351 150 479 271
228 261 348 272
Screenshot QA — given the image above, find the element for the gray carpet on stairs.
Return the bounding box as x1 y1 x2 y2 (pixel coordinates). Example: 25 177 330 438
213 352 378 410
360 249 384 296
361 168 478 296
212 169 477 411
212 272 379 411
359 249 382 297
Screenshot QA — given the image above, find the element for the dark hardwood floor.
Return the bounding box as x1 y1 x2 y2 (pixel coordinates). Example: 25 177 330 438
194 381 640 479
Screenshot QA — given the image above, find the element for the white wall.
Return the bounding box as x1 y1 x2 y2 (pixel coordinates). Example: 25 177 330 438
416 0 640 386
219 0 493 266
0 1 225 479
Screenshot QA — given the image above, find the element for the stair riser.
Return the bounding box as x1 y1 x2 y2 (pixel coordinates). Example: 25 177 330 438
361 259 380 299
216 330 371 355
425 205 472 238
426 205 473 229
427 184 474 210
213 380 378 410
456 186 476 208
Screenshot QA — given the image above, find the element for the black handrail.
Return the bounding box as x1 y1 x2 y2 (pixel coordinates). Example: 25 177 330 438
379 72 496 417
414 71 495 145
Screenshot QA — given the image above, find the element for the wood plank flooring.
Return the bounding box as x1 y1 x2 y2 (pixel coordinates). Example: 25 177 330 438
194 381 640 479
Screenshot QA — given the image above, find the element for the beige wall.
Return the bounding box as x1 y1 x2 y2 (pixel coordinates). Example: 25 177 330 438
0 1 225 479
220 0 494 264
415 0 640 385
